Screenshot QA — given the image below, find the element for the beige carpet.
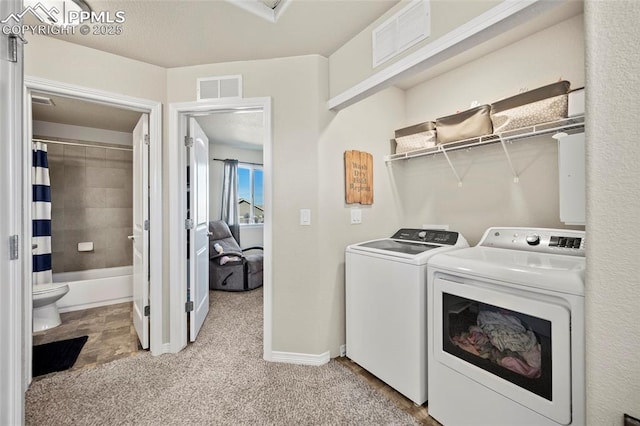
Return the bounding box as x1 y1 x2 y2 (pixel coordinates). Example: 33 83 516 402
26 288 418 425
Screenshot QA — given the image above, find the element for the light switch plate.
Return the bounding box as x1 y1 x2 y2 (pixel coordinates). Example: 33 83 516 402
300 209 311 226
350 209 362 224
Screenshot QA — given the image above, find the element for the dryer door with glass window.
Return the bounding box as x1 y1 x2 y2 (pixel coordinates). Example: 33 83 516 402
432 274 572 424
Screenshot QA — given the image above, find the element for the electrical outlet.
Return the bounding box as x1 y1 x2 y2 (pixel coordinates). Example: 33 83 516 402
350 209 362 224
340 344 346 357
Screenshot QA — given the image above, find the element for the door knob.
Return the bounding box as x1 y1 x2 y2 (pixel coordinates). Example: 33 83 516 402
127 235 135 241
207 231 213 237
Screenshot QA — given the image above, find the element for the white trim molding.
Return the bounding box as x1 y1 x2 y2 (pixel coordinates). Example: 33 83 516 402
168 97 273 361
1 0 25 421
23 76 164 356
271 350 331 366
328 0 564 110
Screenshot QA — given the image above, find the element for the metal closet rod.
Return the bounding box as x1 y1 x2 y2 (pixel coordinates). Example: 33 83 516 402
32 138 133 152
212 158 263 166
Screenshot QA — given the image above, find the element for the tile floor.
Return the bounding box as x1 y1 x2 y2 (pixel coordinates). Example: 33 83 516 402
32 302 140 378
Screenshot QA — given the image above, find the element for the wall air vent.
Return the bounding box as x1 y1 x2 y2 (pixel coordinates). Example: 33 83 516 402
197 75 243 101
372 0 430 68
32 95 55 106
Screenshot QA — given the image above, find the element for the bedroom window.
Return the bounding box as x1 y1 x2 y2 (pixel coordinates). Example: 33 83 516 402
238 163 264 225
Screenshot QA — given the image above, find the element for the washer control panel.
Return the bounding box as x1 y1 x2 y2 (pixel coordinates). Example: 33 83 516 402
479 227 585 256
391 228 459 245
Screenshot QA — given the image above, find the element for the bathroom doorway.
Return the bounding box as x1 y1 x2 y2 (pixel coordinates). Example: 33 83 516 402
23 77 163 384
29 91 141 372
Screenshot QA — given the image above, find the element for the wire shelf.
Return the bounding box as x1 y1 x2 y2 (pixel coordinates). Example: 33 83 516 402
384 115 585 163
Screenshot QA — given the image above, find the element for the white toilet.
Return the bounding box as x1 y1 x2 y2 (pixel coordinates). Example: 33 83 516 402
33 283 70 332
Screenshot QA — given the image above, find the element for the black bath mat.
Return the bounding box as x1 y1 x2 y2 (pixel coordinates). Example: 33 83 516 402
32 335 88 377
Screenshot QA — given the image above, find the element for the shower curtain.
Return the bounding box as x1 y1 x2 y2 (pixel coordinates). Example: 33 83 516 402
32 142 52 284
221 159 240 244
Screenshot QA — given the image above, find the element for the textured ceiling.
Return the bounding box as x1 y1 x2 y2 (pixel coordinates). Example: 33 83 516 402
31 92 142 132
196 111 264 149
42 0 399 68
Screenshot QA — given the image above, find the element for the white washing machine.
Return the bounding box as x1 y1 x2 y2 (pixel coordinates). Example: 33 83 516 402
427 227 585 426
345 228 469 405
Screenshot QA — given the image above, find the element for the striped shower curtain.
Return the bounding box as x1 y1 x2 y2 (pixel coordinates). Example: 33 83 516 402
32 142 52 284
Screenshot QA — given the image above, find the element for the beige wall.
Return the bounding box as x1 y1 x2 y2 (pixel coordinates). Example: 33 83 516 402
584 1 640 423
317 87 406 356
24 36 166 103
168 55 328 354
328 0 501 97
405 14 585 125
400 15 585 244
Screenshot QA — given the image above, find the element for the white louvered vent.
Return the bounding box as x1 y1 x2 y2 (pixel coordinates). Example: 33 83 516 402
197 75 243 101
372 0 430 68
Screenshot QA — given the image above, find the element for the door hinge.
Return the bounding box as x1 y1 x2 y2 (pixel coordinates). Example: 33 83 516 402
184 136 193 148
8 35 18 63
185 219 194 230
144 134 150 145
144 219 150 231
9 235 19 260
185 301 194 312
144 305 150 317
7 33 27 63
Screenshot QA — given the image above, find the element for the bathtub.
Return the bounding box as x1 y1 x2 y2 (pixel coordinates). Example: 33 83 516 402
53 266 133 313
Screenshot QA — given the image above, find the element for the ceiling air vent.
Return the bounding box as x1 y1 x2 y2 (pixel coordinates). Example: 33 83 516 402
372 0 430 68
197 75 243 101
223 0 291 23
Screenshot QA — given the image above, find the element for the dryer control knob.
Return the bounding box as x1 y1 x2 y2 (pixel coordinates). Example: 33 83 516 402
418 231 427 240
526 235 541 246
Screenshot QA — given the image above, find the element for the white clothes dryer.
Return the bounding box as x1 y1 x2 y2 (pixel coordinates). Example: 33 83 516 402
345 228 468 405
427 227 585 426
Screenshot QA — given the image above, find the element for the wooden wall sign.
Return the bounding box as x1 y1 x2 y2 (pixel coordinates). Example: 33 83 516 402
344 150 373 205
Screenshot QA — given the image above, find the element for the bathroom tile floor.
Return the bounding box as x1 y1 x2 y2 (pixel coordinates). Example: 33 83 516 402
32 302 141 378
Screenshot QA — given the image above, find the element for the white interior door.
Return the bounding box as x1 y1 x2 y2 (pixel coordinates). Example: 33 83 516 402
132 113 150 349
188 117 210 341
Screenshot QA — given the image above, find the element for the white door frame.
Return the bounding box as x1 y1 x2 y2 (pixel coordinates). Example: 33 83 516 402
168 97 273 359
1 0 25 422
22 77 165 359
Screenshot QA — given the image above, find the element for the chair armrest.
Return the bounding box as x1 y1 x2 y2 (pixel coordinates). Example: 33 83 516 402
210 251 244 261
241 246 264 252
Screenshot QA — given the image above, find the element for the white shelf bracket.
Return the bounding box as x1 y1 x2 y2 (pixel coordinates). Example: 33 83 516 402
499 137 519 183
441 149 463 187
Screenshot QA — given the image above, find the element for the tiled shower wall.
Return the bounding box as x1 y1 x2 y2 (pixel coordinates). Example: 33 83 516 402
47 142 133 273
